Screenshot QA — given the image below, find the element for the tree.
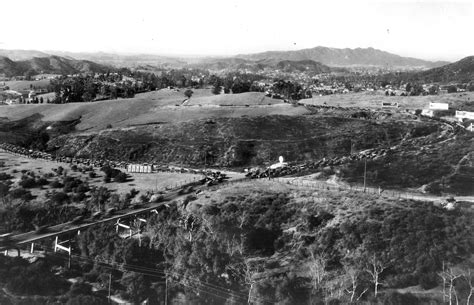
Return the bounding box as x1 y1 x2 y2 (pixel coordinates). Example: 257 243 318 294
89 186 110 212
0 182 10 205
184 89 194 99
212 84 221 95
438 262 463 305
308 252 328 290
447 85 458 93
114 172 128 183
120 272 151 305
24 69 36 81
365 254 388 297
428 85 438 95
343 266 367 302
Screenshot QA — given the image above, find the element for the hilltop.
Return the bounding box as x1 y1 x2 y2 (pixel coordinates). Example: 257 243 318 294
0 55 111 77
237 46 448 68
189 57 337 73
0 49 50 61
410 55 474 82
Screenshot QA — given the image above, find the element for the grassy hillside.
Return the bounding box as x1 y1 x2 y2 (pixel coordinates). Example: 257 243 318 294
412 55 474 83
3 79 51 91
0 91 301 131
301 91 474 111
46 115 434 167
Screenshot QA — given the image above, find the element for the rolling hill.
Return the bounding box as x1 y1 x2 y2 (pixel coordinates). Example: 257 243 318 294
411 55 474 82
190 57 338 74
0 49 50 61
274 59 332 73
0 55 111 77
237 46 448 68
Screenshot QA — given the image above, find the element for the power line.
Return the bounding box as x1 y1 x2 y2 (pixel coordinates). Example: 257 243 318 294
27 247 273 304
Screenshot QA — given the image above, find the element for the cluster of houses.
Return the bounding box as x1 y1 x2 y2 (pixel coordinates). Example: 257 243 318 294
421 102 474 131
0 87 48 105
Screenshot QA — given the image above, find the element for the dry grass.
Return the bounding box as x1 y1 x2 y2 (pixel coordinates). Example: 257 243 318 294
301 91 474 110
0 151 203 201
1 90 308 131
187 92 280 106
3 80 50 91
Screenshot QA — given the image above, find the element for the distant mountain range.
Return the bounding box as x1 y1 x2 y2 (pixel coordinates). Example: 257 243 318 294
0 47 451 71
1 48 471 81
236 46 449 69
0 49 186 69
0 55 110 77
189 57 339 74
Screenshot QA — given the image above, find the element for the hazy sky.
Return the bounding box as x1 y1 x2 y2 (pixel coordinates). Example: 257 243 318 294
1 0 472 61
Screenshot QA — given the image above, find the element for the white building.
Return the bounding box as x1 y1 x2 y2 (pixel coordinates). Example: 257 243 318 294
127 164 153 173
429 102 449 110
421 109 434 117
455 111 474 122
269 156 288 169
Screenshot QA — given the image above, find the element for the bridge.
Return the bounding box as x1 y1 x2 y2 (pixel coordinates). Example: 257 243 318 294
1 186 197 256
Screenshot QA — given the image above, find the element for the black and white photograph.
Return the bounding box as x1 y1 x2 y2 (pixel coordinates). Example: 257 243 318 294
0 0 473 304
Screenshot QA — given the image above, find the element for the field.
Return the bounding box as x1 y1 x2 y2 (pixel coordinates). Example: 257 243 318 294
0 151 203 200
2 79 51 91
187 92 279 106
0 90 304 131
301 90 474 110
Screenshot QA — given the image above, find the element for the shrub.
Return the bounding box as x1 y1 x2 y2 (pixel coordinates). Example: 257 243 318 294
19 176 36 188
56 166 64 176
379 291 420 305
36 177 49 186
50 191 70 205
9 188 33 200
418 272 438 290
63 176 82 192
0 172 13 181
101 165 121 178
75 183 90 194
50 179 63 188
72 192 87 202
114 172 128 183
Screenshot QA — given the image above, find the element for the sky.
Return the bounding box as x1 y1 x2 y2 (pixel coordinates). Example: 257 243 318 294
1 0 472 61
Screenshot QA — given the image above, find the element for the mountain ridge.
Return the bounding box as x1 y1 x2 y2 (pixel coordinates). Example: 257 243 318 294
236 46 449 68
411 55 474 82
0 47 451 70
0 55 111 76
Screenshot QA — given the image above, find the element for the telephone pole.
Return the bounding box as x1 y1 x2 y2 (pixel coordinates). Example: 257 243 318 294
363 158 367 192
165 273 168 305
108 273 112 303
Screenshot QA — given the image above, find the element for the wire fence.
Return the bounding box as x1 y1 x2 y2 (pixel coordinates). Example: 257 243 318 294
269 177 431 201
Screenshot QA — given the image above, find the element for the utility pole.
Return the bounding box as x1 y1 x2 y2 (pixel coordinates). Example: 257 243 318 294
165 273 168 305
363 157 367 193
108 273 112 303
